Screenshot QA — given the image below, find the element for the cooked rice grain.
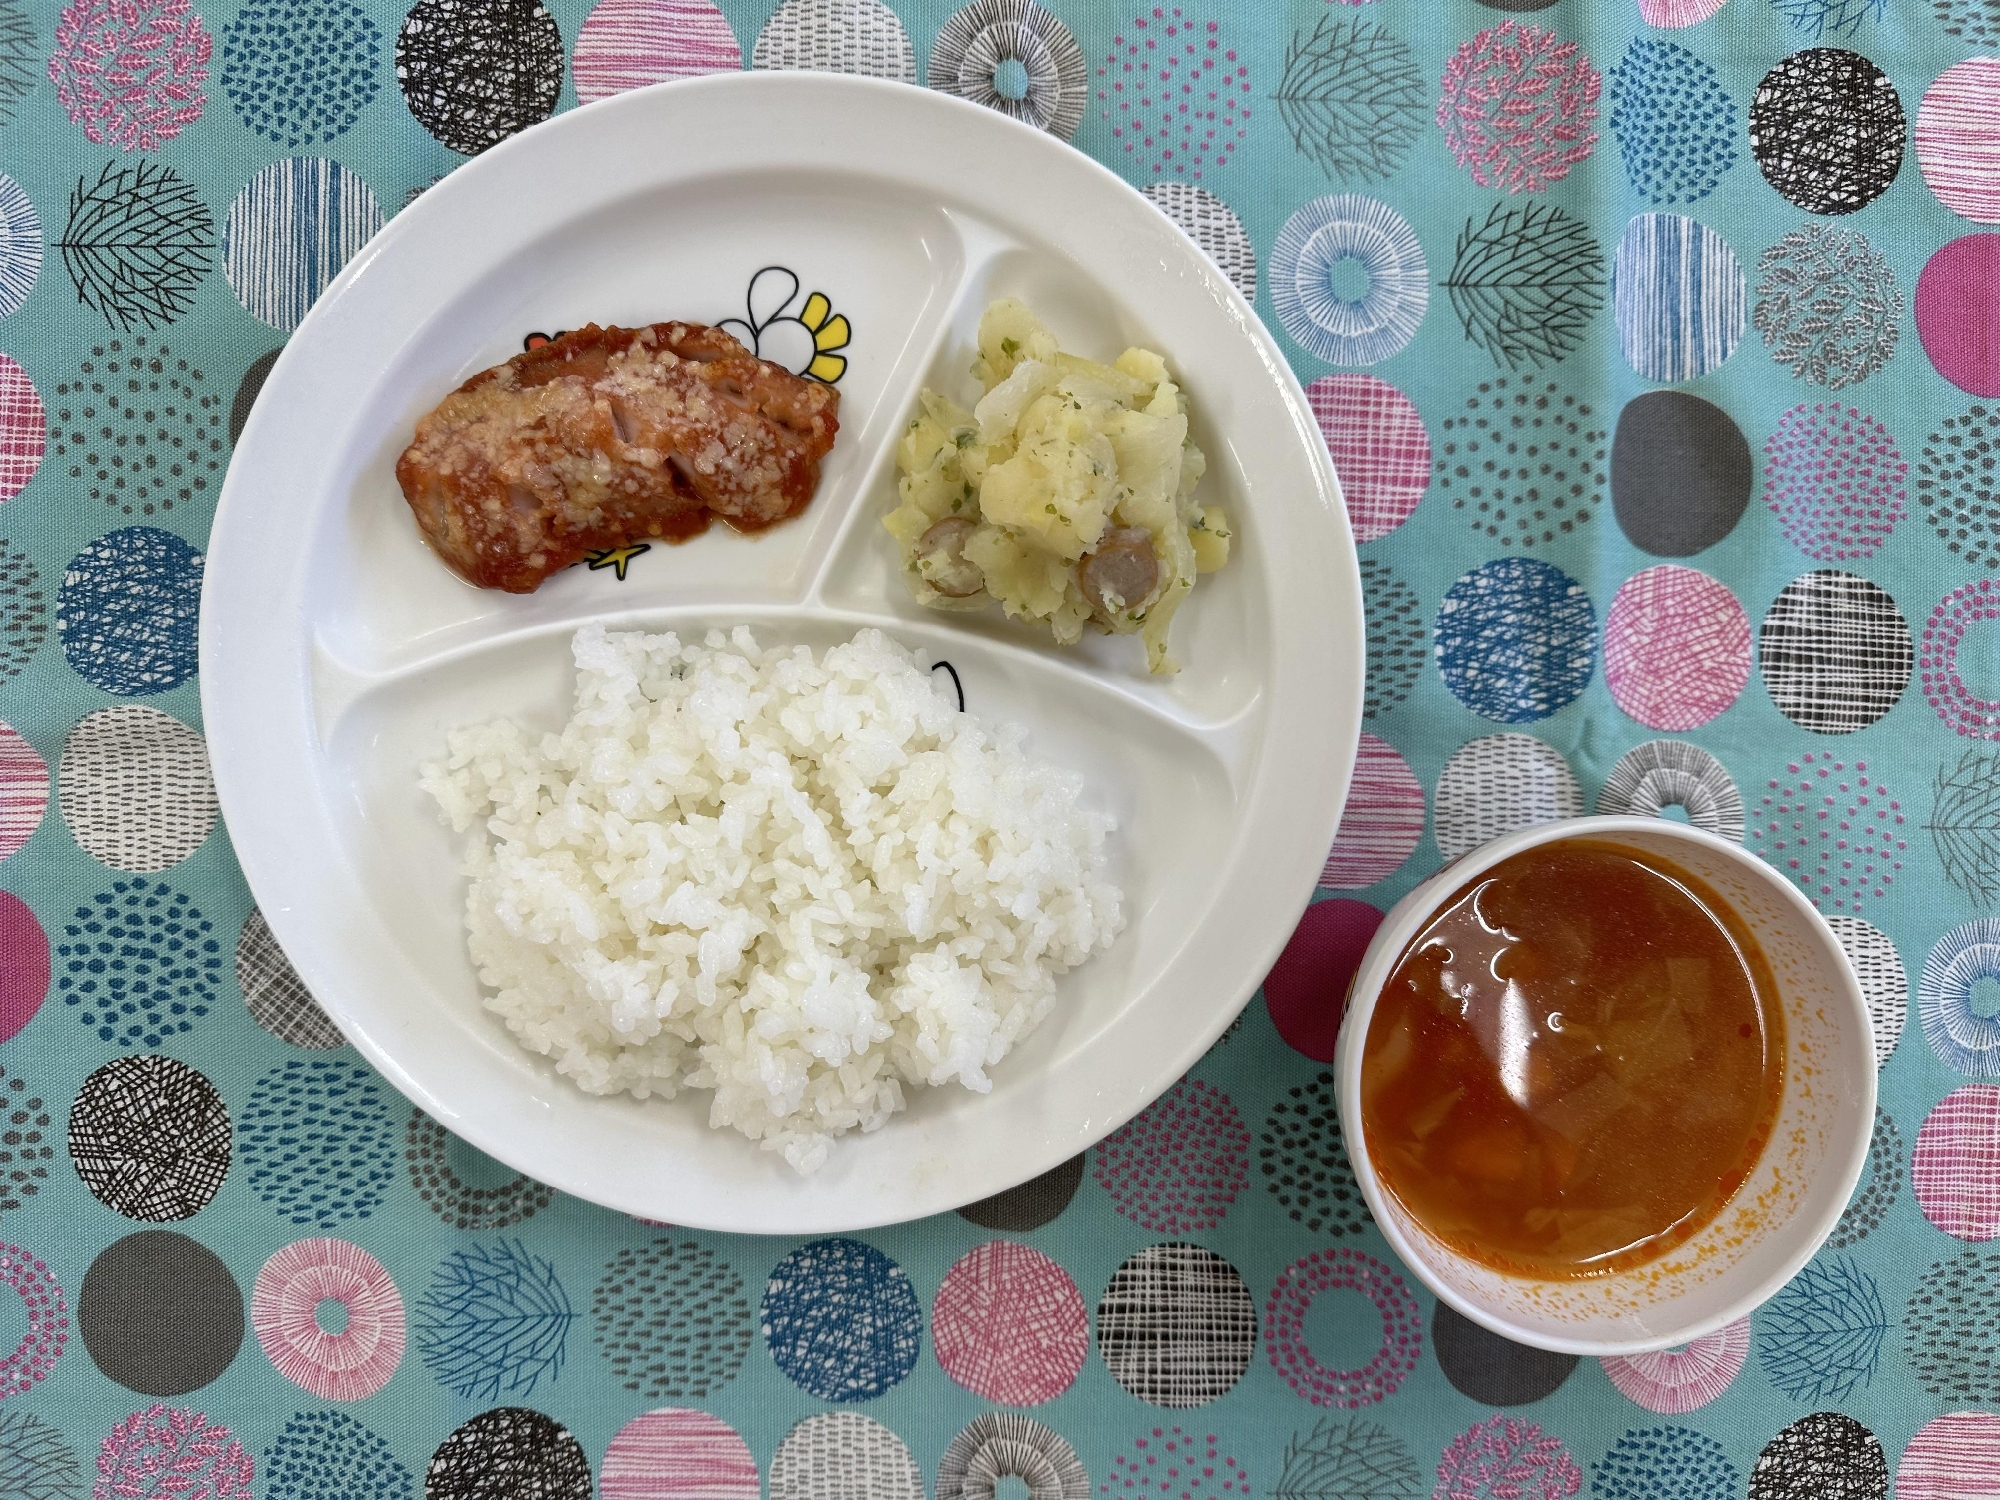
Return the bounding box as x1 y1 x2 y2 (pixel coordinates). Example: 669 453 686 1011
421 624 1123 1173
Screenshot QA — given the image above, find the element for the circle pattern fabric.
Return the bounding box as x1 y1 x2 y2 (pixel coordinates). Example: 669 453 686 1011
425 1407 591 1500
1760 570 1914 734
1142 183 1257 303
263 1410 413 1500
225 159 384 332
397 0 565 155
1608 39 1737 204
762 1238 920 1402
252 1237 405 1400
1829 1107 1905 1248
51 337 225 519
1829 915 1911 1065
928 0 1086 141
1600 1317 1750 1413
1913 1085 2000 1239
1264 1248 1422 1408
1603 565 1752 731
594 1239 750 1399
1596 738 1745 842
1918 404 2000 569
1093 1078 1249 1234
1306 375 1428 543
1320 732 1424 888
1751 49 1906 215
222 0 382 146
407 1109 553 1229
1748 752 1906 915
1612 390 1753 556
1765 403 1907 562
68 1054 228 1222
1259 1072 1368 1237
1436 21 1600 194
1917 58 2000 222
1268 196 1428 366
1434 733 1582 860
1756 224 1903 391
0 539 45 690
1918 235 2000 397
1923 581 2000 738
1920 919 2000 1078
0 1066 49 1214
769 1412 922 1500
572 0 740 104
239 1058 397 1228
1434 558 1596 723
236 908 342 1049
1613 213 1746 381
79 1230 238 1397
1097 1243 1255 1408
56 527 202 696
55 877 222 1048
0 720 45 862
59 705 215 871
1361 559 1424 719
599 1407 759 1500
931 1240 1086 1405
935 1411 1087 1500
1434 377 1606 550
752 0 915 84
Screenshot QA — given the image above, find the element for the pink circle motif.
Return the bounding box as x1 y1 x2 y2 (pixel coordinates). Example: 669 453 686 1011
1747 753 1906 915
1322 734 1424 889
1900 1414 2000 1500
1094 9 1251 181
1764 403 1907 564
1101 1427 1251 1498
0 354 44 504
1918 235 2000 399
1599 1316 1749 1413
1918 59 2000 224
0 1244 65 1394
1437 21 1600 194
0 892 47 1044
1604 565 1751 731
1305 375 1430 544
0 721 46 862
932 1241 1086 1406
252 1238 405 1401
573 0 741 105
1264 899 1384 1063
1435 1415 1582 1500
1913 1084 2000 1240
601 1408 759 1500
1637 0 1727 25
1093 1077 1250 1233
1923 580 2000 739
96 1406 250 1500
48 0 210 152
1264 1248 1421 1408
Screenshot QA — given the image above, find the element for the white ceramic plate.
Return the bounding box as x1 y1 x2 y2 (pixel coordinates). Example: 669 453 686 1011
201 73 1362 1232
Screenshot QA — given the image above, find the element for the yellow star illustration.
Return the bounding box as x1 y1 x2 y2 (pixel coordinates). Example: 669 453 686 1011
584 543 651 580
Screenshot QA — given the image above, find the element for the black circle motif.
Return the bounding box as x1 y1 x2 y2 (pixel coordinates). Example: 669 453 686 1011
593 1239 750 1398
1435 377 1607 550
928 0 1086 141
55 878 223 1048
425 1408 590 1500
0 1067 50 1216
53 337 223 518
263 1409 413 1500
397 0 564 156
223 0 383 147
79 1229 243 1396
1906 1248 2000 1402
1759 571 1912 734
936 1412 1088 1500
229 349 281 447
1097 1243 1256 1407
1260 1071 1368 1236
1919 406 2000 573
1828 1108 1902 1250
1750 1412 1888 1500
1433 1301 1578 1404
407 1110 551 1230
958 1151 1085 1231
0 539 43 689
1750 49 1904 216
69 1055 228 1222
1363 559 1424 719
1612 391 1753 557
236 908 342 1049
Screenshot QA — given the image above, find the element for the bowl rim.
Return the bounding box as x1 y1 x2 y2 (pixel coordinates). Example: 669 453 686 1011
1334 813 1878 1356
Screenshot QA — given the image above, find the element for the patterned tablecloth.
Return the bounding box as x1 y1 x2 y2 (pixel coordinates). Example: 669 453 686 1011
0 0 1997 1495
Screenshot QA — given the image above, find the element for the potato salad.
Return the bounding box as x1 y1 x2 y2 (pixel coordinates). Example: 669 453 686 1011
885 299 1231 674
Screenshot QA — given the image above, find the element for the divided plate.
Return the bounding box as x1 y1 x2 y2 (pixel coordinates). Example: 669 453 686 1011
201 73 1362 1232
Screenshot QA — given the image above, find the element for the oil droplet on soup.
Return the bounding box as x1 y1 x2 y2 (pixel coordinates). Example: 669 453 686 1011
1359 839 1785 1280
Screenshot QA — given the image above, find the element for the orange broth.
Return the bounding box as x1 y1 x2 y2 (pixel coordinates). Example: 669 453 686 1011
1359 838 1785 1280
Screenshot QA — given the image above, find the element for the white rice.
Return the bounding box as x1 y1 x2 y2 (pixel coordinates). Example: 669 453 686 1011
420 624 1124 1173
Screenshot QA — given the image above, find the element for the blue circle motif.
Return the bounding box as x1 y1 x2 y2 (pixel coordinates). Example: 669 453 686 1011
57 526 203 695
1609 40 1739 206
224 158 384 332
264 1410 412 1500
0 171 39 320
1919 918 2000 1078
762 1237 922 1402
1435 558 1596 723
1595 1426 1741 1500
223 0 384 147
240 1058 398 1227
1614 213 1746 383
55 877 223 1047
1269 195 1428 366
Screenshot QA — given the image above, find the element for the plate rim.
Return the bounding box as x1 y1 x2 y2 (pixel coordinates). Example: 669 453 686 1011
200 71 1364 1231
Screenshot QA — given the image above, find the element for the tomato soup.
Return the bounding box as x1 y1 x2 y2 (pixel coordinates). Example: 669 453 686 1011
1359 839 1786 1280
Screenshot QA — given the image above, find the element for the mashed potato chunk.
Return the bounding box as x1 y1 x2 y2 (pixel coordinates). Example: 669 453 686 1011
886 300 1230 674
